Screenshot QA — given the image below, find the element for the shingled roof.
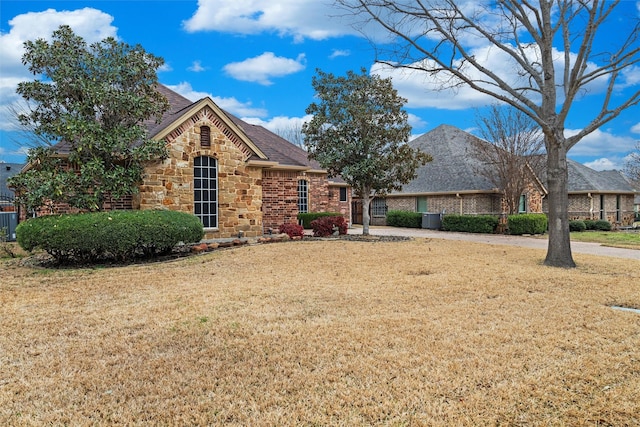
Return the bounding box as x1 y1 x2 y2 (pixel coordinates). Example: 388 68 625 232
0 163 24 199
396 124 498 194
564 160 635 194
49 84 321 171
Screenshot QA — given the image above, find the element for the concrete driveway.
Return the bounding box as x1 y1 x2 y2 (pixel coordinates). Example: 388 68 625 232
348 226 640 261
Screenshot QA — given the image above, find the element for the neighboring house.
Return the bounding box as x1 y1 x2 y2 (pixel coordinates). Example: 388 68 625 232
361 124 546 225
544 160 636 226
363 124 635 227
0 163 24 212
20 84 351 238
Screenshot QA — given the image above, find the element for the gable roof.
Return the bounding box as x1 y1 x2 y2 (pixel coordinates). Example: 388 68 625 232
396 124 499 194
153 84 321 170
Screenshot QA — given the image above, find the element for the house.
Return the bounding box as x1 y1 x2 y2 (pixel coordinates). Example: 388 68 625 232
548 160 636 226
361 124 546 225
0 163 24 212
20 84 351 239
363 124 635 227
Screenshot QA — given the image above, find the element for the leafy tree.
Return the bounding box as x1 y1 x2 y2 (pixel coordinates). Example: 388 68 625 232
302 68 432 235
8 25 169 213
472 104 545 215
337 0 640 268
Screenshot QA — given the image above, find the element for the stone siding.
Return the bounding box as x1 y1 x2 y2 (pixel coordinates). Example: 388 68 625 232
140 108 263 239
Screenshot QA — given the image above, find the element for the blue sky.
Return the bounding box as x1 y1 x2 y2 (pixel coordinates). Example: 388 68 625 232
0 0 639 171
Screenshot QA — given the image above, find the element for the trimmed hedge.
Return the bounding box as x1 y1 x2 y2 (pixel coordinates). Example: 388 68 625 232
386 210 423 228
311 216 348 237
593 219 612 231
297 212 342 229
569 220 586 232
507 213 548 235
441 214 499 233
16 210 204 264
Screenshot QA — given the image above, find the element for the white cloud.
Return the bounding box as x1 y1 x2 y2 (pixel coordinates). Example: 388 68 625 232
631 122 640 134
188 60 206 72
223 52 306 85
0 8 118 133
407 113 427 130
166 82 269 118
568 128 637 156
583 157 621 171
243 115 313 133
371 43 609 110
329 49 350 59
182 0 358 41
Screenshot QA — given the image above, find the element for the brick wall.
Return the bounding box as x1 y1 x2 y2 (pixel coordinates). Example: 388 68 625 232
543 193 635 226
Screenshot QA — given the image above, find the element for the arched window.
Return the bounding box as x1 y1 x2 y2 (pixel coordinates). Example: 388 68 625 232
200 126 211 147
194 156 218 228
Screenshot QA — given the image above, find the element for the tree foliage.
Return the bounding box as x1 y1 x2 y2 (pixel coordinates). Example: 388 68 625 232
472 104 545 215
337 0 640 267
8 25 169 213
302 68 431 235
625 141 640 183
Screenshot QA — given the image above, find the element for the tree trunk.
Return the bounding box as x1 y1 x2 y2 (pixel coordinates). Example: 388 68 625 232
544 141 576 268
361 193 372 236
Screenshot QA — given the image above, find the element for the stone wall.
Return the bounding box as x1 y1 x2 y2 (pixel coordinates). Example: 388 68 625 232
543 193 636 226
139 109 263 239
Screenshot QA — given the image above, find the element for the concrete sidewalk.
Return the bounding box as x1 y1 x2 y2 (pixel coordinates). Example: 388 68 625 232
348 226 640 260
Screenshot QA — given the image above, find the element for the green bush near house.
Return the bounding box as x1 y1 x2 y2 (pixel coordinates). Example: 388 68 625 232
592 219 612 231
508 213 548 235
386 210 423 228
441 214 499 234
297 212 342 229
16 210 204 264
569 220 587 232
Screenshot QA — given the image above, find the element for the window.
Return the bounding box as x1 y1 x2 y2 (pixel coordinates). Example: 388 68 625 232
600 195 605 219
200 126 211 147
194 156 218 228
616 195 621 222
339 187 348 202
297 180 308 213
518 194 527 213
371 198 387 217
417 196 428 213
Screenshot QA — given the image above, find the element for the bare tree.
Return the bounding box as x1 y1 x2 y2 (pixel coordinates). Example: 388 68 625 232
274 123 306 150
337 0 640 267
4 100 56 149
625 141 640 182
472 104 545 215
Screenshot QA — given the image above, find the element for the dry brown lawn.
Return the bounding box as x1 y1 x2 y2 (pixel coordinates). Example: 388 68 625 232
1 238 639 426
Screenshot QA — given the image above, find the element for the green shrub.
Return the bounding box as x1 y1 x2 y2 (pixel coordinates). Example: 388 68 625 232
569 220 586 232
593 219 612 231
441 214 499 233
584 219 597 230
297 212 342 229
16 210 204 264
507 213 548 235
279 223 304 239
311 216 348 237
386 210 423 228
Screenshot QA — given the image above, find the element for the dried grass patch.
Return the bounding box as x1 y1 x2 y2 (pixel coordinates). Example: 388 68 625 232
1 238 639 426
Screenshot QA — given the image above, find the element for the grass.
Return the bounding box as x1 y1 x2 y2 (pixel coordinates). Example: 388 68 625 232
1 238 639 426
570 230 640 249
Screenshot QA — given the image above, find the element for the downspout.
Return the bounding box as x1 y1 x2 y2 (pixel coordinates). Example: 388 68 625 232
456 193 462 215
587 193 593 219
